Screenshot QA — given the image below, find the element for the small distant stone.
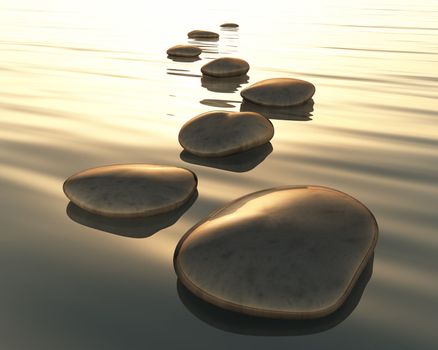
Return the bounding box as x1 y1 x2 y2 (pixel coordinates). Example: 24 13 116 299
188 30 219 39
167 45 202 58
174 186 378 319
220 23 239 28
178 111 274 157
63 164 197 218
201 57 249 78
241 78 315 107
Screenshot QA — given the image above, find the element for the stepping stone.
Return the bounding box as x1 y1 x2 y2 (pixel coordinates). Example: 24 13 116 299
241 78 315 107
188 30 219 39
220 23 239 28
178 111 274 157
174 186 378 319
167 45 202 58
201 57 249 78
63 164 197 218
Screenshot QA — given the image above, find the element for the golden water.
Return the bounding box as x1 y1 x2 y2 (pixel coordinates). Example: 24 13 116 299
1 0 437 348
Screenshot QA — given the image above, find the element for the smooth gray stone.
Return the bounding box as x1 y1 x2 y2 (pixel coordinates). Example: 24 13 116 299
220 23 239 28
188 30 219 39
178 111 274 157
201 57 249 78
167 45 202 58
241 78 316 107
174 186 378 319
63 164 197 218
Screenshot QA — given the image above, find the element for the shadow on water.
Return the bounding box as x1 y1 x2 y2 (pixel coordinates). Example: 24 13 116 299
240 99 314 121
177 255 374 336
66 191 198 238
180 143 273 173
201 74 249 93
199 99 240 108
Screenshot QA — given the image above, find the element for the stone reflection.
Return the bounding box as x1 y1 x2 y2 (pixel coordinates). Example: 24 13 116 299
199 99 239 108
201 74 249 93
240 99 314 121
177 255 374 336
66 191 197 238
180 143 272 173
167 55 201 63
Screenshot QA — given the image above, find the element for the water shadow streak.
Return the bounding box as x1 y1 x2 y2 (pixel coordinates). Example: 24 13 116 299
167 72 202 78
240 99 314 121
177 254 374 336
180 143 273 173
66 191 198 238
199 99 240 108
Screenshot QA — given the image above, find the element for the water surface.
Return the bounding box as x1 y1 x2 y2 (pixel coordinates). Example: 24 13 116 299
1 1 437 349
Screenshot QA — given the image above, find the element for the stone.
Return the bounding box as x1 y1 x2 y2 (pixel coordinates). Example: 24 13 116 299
178 111 274 157
174 186 378 319
167 45 202 58
241 78 315 107
201 57 249 78
188 30 219 39
220 23 239 28
63 164 197 218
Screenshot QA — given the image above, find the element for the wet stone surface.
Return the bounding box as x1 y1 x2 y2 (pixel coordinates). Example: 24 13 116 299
174 186 378 319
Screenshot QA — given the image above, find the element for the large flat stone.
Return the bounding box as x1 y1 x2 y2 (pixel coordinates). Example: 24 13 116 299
174 186 378 319
178 111 274 157
241 78 315 107
63 164 197 218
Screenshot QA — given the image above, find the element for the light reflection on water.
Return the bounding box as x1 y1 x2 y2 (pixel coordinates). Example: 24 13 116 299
0 0 437 349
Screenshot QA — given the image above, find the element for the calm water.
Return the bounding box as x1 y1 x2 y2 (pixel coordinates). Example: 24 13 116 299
1 0 437 349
